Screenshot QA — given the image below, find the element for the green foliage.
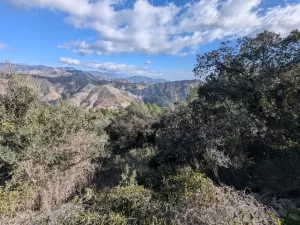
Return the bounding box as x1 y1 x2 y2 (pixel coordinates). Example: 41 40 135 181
65 210 127 225
186 84 200 102
106 103 162 154
100 185 153 217
161 168 279 225
0 184 36 217
3 29 300 224
0 72 110 218
1 73 40 121
73 185 164 225
158 30 300 191
114 147 161 188
256 147 300 194
162 168 214 203
119 164 137 187
157 101 247 182
283 207 300 225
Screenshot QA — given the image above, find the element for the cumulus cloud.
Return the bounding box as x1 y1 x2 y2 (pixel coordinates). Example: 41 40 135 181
145 60 152 65
0 43 8 50
59 57 81 65
9 0 300 55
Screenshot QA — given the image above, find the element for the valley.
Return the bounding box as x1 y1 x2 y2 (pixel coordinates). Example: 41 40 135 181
0 63 200 109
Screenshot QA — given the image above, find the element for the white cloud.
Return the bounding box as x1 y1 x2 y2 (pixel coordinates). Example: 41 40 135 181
59 57 81 65
58 40 89 50
0 43 8 50
73 49 93 56
9 0 300 55
145 60 152 65
57 58 176 78
57 45 69 49
84 61 149 75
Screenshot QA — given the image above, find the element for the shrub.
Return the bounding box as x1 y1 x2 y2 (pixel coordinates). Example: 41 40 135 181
19 131 107 210
157 102 249 183
161 168 280 225
76 185 166 225
0 71 110 218
115 147 161 188
0 183 38 218
106 103 161 154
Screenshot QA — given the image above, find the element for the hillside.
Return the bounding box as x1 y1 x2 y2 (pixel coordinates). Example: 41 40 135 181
0 63 198 108
123 80 200 106
65 84 141 109
38 76 141 109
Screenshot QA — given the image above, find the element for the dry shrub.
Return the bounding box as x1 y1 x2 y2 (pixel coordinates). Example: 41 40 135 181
2 203 128 225
163 168 280 225
173 186 279 225
0 202 83 225
15 131 108 211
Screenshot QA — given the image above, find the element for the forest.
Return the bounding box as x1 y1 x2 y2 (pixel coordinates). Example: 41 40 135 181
0 30 300 224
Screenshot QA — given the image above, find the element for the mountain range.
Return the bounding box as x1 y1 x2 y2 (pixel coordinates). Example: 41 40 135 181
0 63 200 109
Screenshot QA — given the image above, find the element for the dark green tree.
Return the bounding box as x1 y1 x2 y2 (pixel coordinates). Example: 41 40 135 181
157 30 300 191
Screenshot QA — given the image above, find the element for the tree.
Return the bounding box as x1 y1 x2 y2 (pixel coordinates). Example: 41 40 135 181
157 30 300 190
193 30 300 154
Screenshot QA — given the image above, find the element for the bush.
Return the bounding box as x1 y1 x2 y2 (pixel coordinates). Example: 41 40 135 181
106 103 162 154
157 102 248 183
0 72 110 219
158 30 300 191
73 185 165 225
161 168 280 225
114 147 161 188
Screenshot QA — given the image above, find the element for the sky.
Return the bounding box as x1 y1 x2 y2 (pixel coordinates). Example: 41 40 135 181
0 0 299 81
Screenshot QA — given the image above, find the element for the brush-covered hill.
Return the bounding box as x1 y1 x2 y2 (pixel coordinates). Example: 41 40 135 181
38 75 141 109
0 63 199 108
72 85 141 109
123 80 201 107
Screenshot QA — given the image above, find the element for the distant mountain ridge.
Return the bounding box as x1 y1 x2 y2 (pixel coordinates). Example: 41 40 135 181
0 63 200 108
0 63 50 72
125 76 169 84
123 80 200 106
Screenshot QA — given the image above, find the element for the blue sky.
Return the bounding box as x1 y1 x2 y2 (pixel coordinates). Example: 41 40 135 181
0 0 299 80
